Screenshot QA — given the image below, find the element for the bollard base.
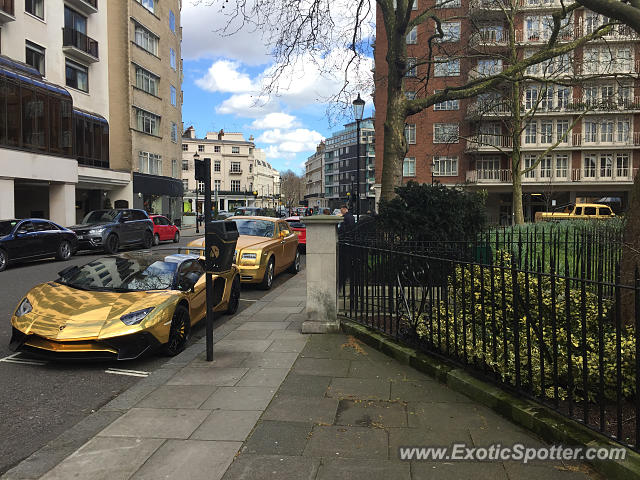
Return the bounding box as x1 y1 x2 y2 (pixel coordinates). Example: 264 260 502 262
301 320 341 334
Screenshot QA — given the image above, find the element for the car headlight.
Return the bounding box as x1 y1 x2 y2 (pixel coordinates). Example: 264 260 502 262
120 307 154 326
15 298 32 317
241 253 257 260
88 227 105 235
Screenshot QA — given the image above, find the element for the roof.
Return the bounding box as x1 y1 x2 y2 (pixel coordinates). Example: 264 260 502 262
231 216 280 222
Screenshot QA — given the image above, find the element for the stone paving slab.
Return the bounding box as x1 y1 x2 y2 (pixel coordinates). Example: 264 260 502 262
335 399 408 428
327 377 391 400
303 425 388 459
166 367 249 386
40 437 164 480
135 385 217 409
242 420 313 456
291 357 351 377
221 454 320 480
131 440 241 480
277 374 333 398
191 410 263 441
189 351 251 368
262 395 339 424
212 339 276 351
411 461 510 480
235 322 291 331
390 379 472 403
241 352 299 369
222 329 275 340
266 338 308 353
316 458 411 480
200 386 277 411
98 408 210 439
236 367 290 387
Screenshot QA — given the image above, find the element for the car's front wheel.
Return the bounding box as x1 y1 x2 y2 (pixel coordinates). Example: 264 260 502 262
164 304 191 356
104 234 119 254
56 240 72 261
173 231 180 243
288 249 301 274
226 275 240 314
153 233 160 246
0 249 7 272
142 231 153 249
259 258 275 290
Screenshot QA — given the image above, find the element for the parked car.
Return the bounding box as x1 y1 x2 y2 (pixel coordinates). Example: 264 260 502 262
69 209 154 254
332 209 342 216
150 215 180 246
187 216 300 289
285 216 306 253
9 251 241 360
234 207 277 217
0 219 78 272
535 203 615 222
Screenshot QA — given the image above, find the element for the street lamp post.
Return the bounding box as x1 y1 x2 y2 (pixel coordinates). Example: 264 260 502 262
193 151 200 233
352 93 365 219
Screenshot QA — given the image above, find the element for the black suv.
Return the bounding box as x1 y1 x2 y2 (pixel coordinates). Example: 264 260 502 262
70 209 154 253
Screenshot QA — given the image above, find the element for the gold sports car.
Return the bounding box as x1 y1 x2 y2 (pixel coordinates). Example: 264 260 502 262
188 216 300 289
9 251 240 360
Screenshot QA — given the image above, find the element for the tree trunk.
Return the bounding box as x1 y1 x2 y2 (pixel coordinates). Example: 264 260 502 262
620 169 640 324
512 170 524 225
381 93 407 202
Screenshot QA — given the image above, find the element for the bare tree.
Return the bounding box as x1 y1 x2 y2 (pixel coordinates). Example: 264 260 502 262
279 170 304 209
204 0 609 203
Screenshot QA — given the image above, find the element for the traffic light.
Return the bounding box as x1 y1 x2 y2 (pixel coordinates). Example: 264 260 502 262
194 159 206 181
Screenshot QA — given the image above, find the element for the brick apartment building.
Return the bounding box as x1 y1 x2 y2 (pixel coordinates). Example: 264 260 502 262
374 0 639 224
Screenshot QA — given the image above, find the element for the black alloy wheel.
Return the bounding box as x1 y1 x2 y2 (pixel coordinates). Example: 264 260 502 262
0 249 7 272
226 276 241 314
164 304 191 356
288 249 301 274
259 258 275 290
56 240 72 261
173 231 180 243
153 233 160 246
104 234 119 254
142 231 153 249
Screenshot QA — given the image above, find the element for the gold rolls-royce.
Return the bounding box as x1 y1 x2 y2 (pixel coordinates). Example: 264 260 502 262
187 217 300 289
9 252 240 360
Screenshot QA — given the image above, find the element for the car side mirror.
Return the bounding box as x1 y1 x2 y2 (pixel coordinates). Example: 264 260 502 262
179 272 201 292
280 230 290 238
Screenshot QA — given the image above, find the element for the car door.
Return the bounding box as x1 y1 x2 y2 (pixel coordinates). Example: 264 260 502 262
279 221 297 268
32 220 58 256
134 210 152 243
116 210 134 245
11 221 41 259
177 260 206 322
158 216 171 240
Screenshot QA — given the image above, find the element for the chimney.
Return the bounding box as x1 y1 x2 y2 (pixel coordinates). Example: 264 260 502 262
183 126 196 139
218 129 224 140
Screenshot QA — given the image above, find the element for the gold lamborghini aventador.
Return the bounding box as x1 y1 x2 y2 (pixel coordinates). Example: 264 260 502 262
187 217 300 290
9 251 240 360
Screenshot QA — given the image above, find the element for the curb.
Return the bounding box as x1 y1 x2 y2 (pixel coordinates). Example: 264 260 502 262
340 319 640 480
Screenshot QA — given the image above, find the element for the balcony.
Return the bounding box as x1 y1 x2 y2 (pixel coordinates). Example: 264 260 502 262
229 169 243 174
576 60 640 76
468 0 508 14
571 132 640 148
466 101 511 118
469 31 509 47
465 134 513 151
576 21 639 41
518 0 564 10
62 27 99 63
572 167 637 182
65 0 98 15
465 167 637 184
515 28 576 43
0 0 14 23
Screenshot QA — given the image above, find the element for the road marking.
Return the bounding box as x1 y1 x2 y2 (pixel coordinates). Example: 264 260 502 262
240 298 258 302
0 353 47 366
105 368 149 377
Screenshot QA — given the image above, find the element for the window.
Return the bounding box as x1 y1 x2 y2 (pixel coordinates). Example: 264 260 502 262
403 157 416 177
434 57 459 77
214 180 221 191
198 145 204 152
214 145 221 153
540 155 552 178
182 144 188 151
170 48 177 70
557 87 570 109
584 154 597 177
524 122 537 144
230 161 241 173
135 65 159 96
584 121 597 142
170 86 177 106
616 153 630 177
405 57 417 77
433 156 458 176
478 25 504 43
232 146 240 154
556 120 569 142
214 160 221 172
406 27 417 44
172 159 178 178
476 59 502 76
136 0 155 13
138 151 162 175
556 154 568 178
524 86 538 110
439 22 461 42
405 91 417 100
433 123 459 143
404 124 416 144
617 120 630 143
134 23 159 56
182 179 189 190
600 153 613 177
540 87 553 110
600 119 613 142
197 181 204 193
182 159 189 171
65 59 88 92
25 41 45 75
523 155 536 179
64 7 86 33
249 163 253 173
540 121 553 143
230 180 241 192
169 10 176 33
436 0 461 7
25 0 44 19
136 108 160 136
171 122 178 143
434 98 458 110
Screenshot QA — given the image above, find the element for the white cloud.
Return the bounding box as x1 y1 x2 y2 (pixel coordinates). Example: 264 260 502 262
258 128 324 154
216 93 278 116
195 60 256 93
250 113 298 130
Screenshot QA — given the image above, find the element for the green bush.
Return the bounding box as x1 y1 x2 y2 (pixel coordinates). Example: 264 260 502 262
411 252 635 402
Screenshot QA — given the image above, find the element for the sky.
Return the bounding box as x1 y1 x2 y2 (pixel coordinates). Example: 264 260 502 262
180 1 374 174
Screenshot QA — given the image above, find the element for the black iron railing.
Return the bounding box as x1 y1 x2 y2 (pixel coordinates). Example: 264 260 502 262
338 226 639 451
63 27 99 59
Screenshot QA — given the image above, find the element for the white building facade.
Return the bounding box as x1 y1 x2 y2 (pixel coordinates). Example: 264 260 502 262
304 141 328 210
0 0 131 226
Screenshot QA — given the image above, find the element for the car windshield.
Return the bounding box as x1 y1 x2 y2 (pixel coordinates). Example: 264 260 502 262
231 219 275 238
0 220 18 236
57 256 180 291
82 210 119 224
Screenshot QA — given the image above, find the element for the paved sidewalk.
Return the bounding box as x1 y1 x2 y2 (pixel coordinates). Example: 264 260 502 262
3 270 602 480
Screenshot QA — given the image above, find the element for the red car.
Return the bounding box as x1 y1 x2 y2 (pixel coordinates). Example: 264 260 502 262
285 216 306 252
150 215 180 246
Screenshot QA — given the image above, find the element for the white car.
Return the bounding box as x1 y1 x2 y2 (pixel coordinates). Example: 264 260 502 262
332 209 342 216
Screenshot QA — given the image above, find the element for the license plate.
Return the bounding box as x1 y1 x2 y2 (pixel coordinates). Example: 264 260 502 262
77 235 85 240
